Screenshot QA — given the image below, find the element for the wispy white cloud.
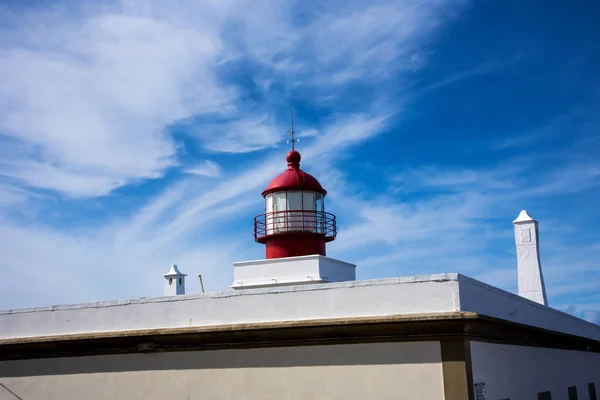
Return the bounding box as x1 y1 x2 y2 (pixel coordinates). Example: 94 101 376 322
239 0 465 85
0 0 461 198
0 3 239 196
0 183 36 207
184 160 222 178
193 116 281 154
488 108 599 151
390 164 520 194
414 53 525 98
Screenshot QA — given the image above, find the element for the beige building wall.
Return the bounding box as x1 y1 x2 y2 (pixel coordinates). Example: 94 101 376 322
470 341 600 400
0 341 445 400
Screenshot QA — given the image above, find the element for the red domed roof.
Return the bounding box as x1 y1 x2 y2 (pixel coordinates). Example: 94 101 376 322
262 151 327 197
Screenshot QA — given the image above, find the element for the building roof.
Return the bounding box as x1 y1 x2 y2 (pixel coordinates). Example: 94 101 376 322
2 273 599 343
262 151 326 196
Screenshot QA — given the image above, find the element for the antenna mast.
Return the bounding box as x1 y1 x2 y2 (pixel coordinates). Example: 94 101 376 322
287 108 299 150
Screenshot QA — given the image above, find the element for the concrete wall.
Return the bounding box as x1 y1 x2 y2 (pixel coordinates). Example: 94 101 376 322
0 275 460 339
232 255 356 288
3 273 599 343
458 275 600 341
0 341 444 400
470 341 600 400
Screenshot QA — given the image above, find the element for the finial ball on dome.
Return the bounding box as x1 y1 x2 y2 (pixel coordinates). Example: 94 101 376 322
286 150 301 166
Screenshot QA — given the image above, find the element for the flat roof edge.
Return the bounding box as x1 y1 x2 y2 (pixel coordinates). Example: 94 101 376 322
0 273 461 315
3 311 600 363
0 311 478 346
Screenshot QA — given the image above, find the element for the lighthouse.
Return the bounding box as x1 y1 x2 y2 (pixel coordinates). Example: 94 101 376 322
231 119 356 289
254 149 336 259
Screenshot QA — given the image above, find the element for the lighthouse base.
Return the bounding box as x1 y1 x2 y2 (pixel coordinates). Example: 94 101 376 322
231 255 356 290
263 235 327 259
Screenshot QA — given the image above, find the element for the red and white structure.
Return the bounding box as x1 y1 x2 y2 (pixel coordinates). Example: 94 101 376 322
232 147 355 289
254 149 335 259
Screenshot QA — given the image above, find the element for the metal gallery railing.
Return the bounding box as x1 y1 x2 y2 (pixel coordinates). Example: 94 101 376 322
254 210 336 241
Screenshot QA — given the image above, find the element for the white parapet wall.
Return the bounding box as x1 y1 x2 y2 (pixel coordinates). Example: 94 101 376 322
0 274 458 340
1 273 600 342
457 275 600 341
231 255 356 289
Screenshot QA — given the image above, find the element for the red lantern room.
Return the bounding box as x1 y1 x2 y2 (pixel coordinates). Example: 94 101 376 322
254 150 337 259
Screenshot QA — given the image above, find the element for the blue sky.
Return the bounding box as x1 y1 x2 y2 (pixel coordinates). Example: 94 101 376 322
0 0 599 315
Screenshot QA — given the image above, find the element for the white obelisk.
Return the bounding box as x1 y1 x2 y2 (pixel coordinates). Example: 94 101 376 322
513 210 548 306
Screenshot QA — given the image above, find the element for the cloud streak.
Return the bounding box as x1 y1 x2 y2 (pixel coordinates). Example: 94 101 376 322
0 0 462 197
184 160 222 178
0 4 236 196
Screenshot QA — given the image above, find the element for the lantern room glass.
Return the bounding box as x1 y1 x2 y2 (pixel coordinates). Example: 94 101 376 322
273 192 287 233
265 194 274 235
302 191 316 231
316 193 324 232
287 191 303 230
316 193 324 212
263 190 324 234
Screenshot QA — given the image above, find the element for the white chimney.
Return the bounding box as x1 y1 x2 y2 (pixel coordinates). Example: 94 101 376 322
164 264 187 296
513 210 548 306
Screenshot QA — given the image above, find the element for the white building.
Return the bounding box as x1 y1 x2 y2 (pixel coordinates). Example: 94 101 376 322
1 150 599 400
